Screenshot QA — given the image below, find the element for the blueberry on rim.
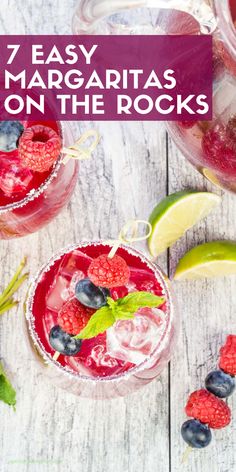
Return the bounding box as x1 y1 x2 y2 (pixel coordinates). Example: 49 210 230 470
0 121 24 152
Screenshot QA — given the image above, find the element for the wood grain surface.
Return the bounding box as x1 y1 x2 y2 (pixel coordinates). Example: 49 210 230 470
0 1 235 471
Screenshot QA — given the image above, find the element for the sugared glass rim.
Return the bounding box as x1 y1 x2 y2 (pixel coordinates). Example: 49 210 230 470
0 121 67 215
25 241 175 385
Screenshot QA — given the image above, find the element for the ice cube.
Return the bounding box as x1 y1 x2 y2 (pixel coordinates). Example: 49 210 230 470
46 275 71 312
106 308 166 365
0 155 33 197
213 75 236 119
45 250 92 312
65 334 133 377
129 267 164 297
59 249 92 279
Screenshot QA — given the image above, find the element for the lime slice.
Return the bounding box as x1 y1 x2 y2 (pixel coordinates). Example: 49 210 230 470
148 191 221 257
174 241 236 280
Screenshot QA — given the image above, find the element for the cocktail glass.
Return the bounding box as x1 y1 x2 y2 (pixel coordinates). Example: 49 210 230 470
24 241 177 399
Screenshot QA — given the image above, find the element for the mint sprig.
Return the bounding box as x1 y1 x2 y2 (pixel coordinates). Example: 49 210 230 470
75 291 165 340
0 362 16 409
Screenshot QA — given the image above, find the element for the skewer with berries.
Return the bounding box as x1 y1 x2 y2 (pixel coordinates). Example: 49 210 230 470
181 335 236 455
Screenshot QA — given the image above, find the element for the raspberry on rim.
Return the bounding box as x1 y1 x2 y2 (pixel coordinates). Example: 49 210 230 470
88 253 130 288
18 124 62 172
58 297 95 336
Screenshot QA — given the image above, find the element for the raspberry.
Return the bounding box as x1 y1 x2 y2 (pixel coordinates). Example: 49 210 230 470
219 335 236 376
185 389 231 429
88 254 130 288
18 125 61 172
58 298 95 335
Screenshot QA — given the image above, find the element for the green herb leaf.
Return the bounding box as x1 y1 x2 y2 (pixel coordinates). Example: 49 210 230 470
115 311 135 320
75 291 165 340
116 291 165 314
75 306 115 340
0 362 16 409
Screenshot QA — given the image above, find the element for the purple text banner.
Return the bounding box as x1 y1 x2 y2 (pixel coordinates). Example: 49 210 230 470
0 35 213 121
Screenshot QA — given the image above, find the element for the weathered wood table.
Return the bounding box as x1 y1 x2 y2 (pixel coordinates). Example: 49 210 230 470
0 1 235 471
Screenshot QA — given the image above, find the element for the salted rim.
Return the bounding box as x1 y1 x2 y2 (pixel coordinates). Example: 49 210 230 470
0 121 67 215
25 241 175 385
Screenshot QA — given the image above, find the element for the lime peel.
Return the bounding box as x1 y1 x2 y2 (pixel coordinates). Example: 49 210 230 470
174 241 236 280
148 191 221 257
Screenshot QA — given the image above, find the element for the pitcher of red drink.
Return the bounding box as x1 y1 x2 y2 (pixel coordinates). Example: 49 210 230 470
73 0 236 193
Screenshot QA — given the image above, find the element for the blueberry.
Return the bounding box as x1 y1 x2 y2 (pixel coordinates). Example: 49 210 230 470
75 278 110 309
181 420 212 449
205 369 235 398
0 121 24 152
49 325 82 356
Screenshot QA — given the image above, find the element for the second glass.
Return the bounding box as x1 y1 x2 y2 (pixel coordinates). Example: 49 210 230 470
0 121 78 239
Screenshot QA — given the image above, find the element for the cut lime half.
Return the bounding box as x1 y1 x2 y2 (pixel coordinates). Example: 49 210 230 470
174 241 236 280
148 191 221 257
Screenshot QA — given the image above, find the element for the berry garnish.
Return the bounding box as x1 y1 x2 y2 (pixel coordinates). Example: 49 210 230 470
205 370 235 398
88 254 130 288
185 389 231 429
18 124 61 172
181 420 212 449
49 325 82 356
75 278 110 309
202 119 236 176
58 297 95 335
219 335 236 376
0 121 24 152
74 291 165 340
181 335 236 455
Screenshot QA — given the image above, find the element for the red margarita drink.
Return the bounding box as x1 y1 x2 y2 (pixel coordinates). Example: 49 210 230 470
25 242 176 399
0 120 78 239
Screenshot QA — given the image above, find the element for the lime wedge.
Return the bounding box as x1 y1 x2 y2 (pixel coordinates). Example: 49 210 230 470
148 191 221 257
174 241 236 280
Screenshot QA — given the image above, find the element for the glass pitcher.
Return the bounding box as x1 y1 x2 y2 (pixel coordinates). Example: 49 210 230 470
72 0 217 35
72 1 236 193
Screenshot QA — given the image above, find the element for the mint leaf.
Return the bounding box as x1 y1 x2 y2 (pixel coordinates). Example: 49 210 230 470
74 291 165 340
116 291 165 315
115 311 135 320
75 306 115 340
0 362 16 409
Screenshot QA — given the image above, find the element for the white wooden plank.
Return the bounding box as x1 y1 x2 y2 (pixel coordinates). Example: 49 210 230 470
168 137 236 472
0 2 170 469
